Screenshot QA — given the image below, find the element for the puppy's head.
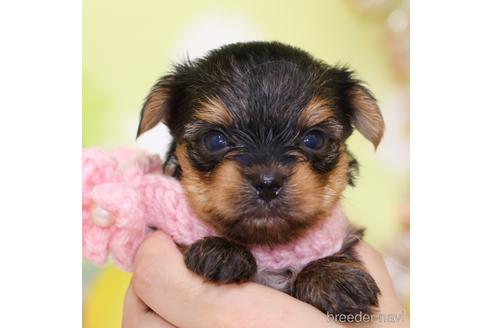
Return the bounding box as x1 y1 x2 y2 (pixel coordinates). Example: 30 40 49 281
137 42 384 245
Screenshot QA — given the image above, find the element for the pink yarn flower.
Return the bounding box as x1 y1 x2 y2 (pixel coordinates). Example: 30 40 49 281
82 148 161 270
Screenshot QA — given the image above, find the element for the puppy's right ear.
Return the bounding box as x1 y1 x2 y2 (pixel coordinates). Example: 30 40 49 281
136 74 174 138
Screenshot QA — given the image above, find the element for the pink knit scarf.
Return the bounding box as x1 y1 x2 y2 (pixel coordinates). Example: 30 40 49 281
82 148 348 272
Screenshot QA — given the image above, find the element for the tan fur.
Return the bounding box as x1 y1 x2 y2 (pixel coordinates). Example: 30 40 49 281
323 148 349 209
194 97 233 126
175 143 210 217
137 80 173 137
287 162 327 218
349 87 385 148
138 99 165 136
176 144 245 226
299 97 334 127
206 160 247 222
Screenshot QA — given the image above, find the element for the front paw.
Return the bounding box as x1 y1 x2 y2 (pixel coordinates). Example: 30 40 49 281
292 256 380 316
184 237 257 283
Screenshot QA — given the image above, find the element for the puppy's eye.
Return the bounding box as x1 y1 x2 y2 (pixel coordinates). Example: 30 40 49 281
303 130 325 150
203 131 229 152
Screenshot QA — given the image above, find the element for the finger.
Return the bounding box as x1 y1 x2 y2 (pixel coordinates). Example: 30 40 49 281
123 281 176 328
132 231 210 327
354 241 408 327
132 232 332 328
354 241 398 297
197 278 340 328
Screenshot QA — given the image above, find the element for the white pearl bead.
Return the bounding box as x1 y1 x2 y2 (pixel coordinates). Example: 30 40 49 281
91 205 115 228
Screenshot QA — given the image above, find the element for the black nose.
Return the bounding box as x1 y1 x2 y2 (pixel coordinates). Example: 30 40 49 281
250 172 285 202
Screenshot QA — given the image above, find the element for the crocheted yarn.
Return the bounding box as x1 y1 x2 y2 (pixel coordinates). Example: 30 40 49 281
82 148 348 272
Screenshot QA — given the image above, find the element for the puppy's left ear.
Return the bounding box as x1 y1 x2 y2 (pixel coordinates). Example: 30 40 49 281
136 74 174 138
346 84 385 149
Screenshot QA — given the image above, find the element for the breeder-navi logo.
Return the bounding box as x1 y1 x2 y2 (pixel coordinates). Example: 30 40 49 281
327 310 406 324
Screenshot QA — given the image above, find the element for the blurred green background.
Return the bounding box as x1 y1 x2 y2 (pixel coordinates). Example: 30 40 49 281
83 0 409 326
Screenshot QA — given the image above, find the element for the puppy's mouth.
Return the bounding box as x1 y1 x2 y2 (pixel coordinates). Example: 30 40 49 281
217 210 310 245
211 192 315 245
235 191 293 221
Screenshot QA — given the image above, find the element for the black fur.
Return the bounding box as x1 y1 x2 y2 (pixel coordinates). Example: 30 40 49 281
292 228 380 315
163 141 182 178
347 151 359 186
152 42 369 177
184 237 257 284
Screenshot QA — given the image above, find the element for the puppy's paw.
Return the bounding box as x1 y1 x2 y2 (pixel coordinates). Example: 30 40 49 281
292 256 380 316
184 237 257 283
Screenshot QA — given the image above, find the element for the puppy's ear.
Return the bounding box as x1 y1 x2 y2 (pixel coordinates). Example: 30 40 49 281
136 74 174 138
347 84 385 149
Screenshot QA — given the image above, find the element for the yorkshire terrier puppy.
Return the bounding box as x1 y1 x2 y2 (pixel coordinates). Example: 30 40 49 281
136 41 384 315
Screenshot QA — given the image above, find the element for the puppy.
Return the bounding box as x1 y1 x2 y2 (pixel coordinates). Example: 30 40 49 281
136 41 384 316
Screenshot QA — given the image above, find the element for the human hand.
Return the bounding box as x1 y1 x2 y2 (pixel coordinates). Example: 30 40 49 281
123 231 408 327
